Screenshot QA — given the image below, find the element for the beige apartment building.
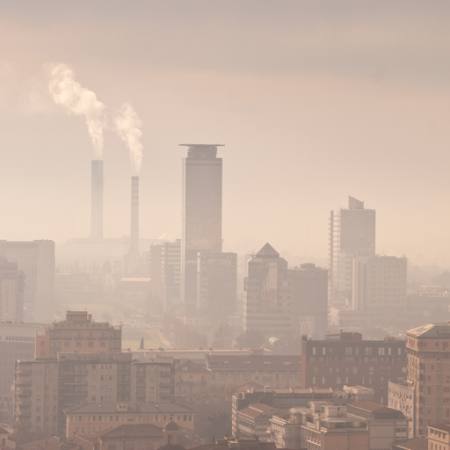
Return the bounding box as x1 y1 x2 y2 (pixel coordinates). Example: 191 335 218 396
300 403 369 450
15 352 175 437
428 423 450 450
35 310 121 358
15 359 59 436
406 323 450 437
0 321 44 422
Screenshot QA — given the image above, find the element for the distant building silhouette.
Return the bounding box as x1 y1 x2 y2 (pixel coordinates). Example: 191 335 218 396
329 197 376 309
352 255 407 312
150 239 182 311
244 243 291 341
0 258 24 322
288 263 328 338
0 240 55 322
181 144 223 313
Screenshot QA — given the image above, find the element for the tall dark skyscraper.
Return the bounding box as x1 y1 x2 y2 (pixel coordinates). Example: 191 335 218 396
180 144 223 312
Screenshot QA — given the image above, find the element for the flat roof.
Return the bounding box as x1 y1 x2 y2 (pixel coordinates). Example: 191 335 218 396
179 144 224 147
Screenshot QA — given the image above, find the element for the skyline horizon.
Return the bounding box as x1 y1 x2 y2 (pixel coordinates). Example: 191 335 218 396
2 2 450 266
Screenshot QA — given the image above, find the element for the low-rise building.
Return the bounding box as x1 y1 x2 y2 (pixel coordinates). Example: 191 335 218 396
65 402 194 440
300 403 369 450
347 400 408 449
269 409 303 449
236 403 281 442
207 354 302 397
388 380 415 438
393 438 427 450
191 438 277 450
428 423 450 450
95 423 165 450
232 388 338 438
0 424 14 450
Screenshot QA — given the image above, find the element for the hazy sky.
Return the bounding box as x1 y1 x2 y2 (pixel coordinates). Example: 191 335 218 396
1 1 450 265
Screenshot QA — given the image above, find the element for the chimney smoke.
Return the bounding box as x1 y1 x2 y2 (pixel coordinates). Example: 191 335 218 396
114 103 143 175
48 63 106 158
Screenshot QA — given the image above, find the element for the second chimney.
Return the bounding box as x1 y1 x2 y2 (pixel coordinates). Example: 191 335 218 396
130 175 140 254
90 159 103 240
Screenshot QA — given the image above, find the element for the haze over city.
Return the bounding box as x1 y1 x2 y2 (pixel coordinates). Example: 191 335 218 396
2 1 450 264
1 3 450 450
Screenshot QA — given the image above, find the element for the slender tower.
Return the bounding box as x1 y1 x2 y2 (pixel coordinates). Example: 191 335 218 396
90 160 103 240
130 175 140 255
180 144 223 313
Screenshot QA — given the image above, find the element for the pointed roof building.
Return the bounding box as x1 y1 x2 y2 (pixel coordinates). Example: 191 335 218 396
256 243 279 258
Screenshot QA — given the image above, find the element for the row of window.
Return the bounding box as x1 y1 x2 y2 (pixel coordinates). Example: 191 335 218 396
311 346 403 356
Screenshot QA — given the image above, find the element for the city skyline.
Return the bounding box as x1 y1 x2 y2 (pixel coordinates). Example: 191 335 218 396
1 3 450 449
2 2 450 265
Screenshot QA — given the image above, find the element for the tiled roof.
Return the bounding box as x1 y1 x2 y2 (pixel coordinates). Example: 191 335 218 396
429 423 450 432
207 354 300 372
66 401 192 415
349 401 405 419
394 438 427 450
101 423 163 439
407 323 450 338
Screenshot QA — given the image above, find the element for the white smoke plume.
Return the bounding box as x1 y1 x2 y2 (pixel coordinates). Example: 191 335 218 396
48 63 106 159
114 103 143 174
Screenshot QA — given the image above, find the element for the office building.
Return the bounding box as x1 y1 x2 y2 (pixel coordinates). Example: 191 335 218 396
329 197 375 309
196 251 237 319
149 240 182 311
244 243 291 342
288 264 328 338
301 331 406 403
181 144 223 313
0 240 55 322
0 258 24 322
352 255 407 312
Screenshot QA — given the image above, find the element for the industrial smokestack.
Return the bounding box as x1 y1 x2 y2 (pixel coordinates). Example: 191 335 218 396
130 175 140 254
90 160 103 240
